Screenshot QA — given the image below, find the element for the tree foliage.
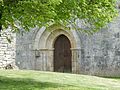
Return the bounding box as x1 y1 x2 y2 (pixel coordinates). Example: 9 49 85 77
0 0 118 33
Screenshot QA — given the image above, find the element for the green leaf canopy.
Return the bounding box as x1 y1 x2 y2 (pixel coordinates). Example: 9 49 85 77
0 0 118 33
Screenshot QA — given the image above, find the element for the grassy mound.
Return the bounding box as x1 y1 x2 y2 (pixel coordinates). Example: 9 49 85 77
0 70 120 90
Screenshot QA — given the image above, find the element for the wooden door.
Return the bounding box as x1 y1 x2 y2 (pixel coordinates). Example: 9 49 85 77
54 35 72 73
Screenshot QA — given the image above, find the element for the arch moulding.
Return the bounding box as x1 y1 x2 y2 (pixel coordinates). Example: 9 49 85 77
33 25 81 73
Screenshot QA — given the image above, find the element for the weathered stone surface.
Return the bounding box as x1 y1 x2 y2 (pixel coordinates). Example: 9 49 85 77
0 28 16 69
0 2 120 76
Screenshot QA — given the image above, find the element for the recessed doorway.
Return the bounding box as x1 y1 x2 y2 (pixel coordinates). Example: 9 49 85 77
54 35 72 73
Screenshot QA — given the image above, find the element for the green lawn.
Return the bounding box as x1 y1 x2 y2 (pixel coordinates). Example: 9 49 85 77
0 70 120 90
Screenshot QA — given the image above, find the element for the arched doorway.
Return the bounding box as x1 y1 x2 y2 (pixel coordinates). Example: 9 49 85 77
34 26 81 73
54 35 72 73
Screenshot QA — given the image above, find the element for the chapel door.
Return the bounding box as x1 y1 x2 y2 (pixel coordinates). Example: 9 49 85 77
54 35 72 73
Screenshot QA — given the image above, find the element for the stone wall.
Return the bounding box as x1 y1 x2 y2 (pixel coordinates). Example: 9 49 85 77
15 13 120 77
77 14 120 77
15 28 37 70
0 28 16 69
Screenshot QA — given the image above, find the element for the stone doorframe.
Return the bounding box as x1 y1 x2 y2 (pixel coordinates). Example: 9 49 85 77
33 25 81 73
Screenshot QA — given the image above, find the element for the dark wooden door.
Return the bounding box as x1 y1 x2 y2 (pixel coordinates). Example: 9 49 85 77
54 35 72 73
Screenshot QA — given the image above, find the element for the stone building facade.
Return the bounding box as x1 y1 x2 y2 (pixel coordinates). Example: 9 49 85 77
0 1 120 77
15 17 120 77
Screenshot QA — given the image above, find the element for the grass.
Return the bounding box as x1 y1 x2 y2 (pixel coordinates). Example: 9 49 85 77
0 70 120 90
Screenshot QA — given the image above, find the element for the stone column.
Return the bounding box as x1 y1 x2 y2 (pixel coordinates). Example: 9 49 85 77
47 48 54 71
34 48 54 71
35 49 46 70
71 48 81 73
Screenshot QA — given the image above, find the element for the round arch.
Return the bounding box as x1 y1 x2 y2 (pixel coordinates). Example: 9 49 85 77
45 29 76 49
33 25 81 50
33 25 81 73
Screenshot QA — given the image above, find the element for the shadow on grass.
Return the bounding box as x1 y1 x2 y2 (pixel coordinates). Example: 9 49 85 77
101 76 120 80
0 76 71 90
